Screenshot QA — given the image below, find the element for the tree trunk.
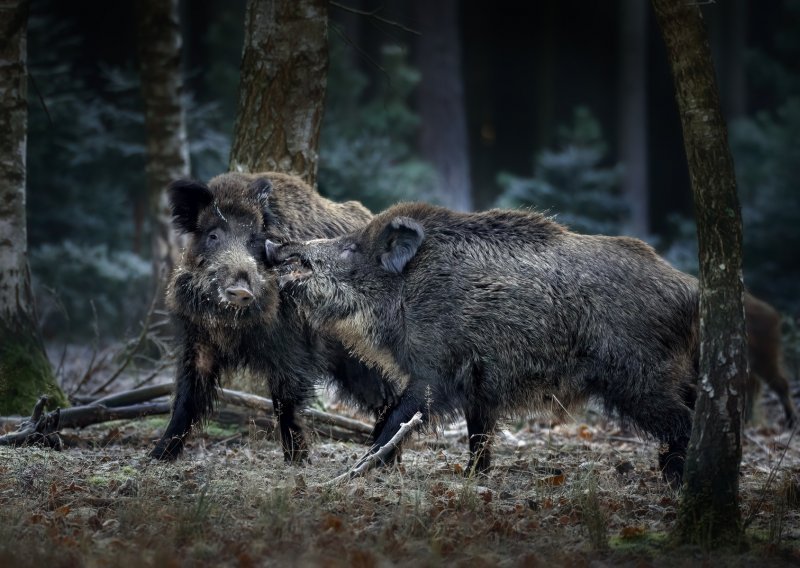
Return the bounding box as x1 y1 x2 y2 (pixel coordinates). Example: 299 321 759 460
136 0 191 285
618 0 649 237
415 0 473 211
229 0 328 187
0 0 67 414
652 0 746 547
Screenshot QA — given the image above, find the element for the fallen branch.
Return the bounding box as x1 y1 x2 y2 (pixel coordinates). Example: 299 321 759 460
0 396 62 448
58 402 171 429
325 411 423 485
0 384 374 449
218 389 373 435
93 383 173 407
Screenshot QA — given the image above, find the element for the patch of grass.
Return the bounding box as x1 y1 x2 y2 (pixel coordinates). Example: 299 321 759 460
575 470 609 551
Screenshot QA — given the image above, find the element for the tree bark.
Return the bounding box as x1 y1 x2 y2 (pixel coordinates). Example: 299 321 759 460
229 0 328 187
136 0 191 284
652 0 746 547
0 0 66 414
415 0 473 211
618 0 649 237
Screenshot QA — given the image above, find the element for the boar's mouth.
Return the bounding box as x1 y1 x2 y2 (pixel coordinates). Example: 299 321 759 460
277 255 312 289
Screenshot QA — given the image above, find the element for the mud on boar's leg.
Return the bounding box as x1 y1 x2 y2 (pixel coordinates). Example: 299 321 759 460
150 338 220 460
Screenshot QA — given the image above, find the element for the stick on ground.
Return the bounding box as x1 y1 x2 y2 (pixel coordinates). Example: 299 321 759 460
325 411 424 485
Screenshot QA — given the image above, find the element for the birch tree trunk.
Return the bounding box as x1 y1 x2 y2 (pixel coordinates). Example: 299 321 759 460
136 0 190 284
229 0 328 187
415 0 473 212
618 0 649 237
0 0 67 414
652 0 746 547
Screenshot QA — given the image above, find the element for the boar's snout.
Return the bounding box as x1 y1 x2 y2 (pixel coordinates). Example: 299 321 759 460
225 283 255 307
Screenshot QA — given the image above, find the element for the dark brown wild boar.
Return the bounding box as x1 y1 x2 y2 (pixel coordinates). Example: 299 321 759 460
744 293 797 427
150 172 400 462
270 202 700 485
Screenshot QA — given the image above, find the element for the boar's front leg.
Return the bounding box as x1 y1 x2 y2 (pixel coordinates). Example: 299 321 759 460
361 390 427 466
150 332 220 460
273 398 309 464
465 405 496 475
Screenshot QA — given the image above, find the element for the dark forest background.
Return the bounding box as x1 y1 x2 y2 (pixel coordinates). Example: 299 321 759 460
25 0 800 339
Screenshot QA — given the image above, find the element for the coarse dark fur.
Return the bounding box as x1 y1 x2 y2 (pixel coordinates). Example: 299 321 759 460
271 202 701 485
744 293 797 427
150 172 400 462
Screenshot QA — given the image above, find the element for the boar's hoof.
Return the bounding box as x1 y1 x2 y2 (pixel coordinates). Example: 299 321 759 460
149 438 183 461
659 454 685 489
283 448 310 465
465 457 492 477
283 436 310 465
225 285 254 307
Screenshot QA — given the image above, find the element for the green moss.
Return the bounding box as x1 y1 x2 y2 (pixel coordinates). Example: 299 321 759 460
204 422 241 438
609 531 668 553
0 317 68 415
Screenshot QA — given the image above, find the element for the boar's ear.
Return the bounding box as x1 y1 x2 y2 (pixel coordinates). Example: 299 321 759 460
249 177 273 210
379 217 425 274
168 179 214 233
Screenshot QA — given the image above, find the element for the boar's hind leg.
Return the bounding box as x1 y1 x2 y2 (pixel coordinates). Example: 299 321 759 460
150 342 220 460
610 377 693 488
465 405 496 475
754 366 797 429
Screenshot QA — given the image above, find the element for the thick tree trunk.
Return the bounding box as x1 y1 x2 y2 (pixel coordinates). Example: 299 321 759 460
652 0 746 547
229 0 328 187
618 0 649 237
0 0 66 414
415 0 473 211
136 0 190 284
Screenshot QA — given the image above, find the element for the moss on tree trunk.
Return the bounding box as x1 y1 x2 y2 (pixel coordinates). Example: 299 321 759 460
0 314 67 415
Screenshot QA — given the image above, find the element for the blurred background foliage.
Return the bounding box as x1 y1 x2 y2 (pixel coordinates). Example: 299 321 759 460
24 0 800 340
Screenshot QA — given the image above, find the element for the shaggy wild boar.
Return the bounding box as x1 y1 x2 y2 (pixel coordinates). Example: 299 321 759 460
270 202 700 484
744 293 797 427
150 172 399 462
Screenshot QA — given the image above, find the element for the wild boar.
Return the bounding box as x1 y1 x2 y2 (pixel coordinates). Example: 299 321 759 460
270 202 700 485
744 293 797 427
150 172 399 462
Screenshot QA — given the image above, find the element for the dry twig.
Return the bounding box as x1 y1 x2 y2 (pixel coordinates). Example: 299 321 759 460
325 411 423 485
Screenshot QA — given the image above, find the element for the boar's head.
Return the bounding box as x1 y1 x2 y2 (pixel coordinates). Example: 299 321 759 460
167 174 279 328
267 215 425 325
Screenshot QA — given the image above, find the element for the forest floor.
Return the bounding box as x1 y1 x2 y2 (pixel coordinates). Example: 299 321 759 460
1 383 799 567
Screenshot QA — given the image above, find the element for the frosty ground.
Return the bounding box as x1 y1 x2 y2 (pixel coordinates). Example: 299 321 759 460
1 386 798 567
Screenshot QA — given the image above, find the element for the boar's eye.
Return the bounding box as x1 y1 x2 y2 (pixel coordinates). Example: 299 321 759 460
340 243 358 260
206 229 222 246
